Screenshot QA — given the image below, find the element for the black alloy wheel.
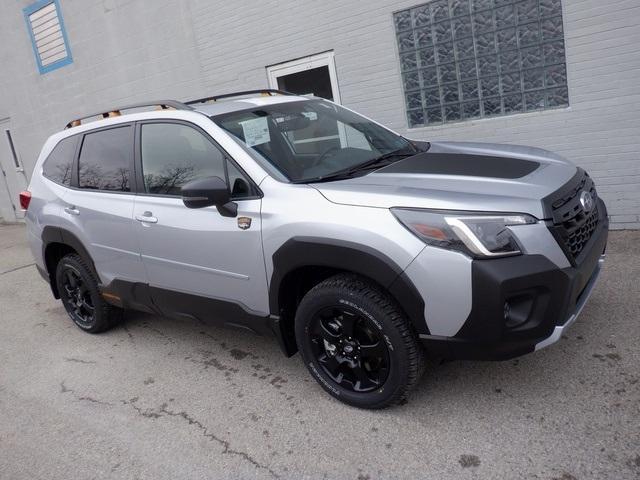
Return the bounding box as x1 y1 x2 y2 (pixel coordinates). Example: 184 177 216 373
55 253 123 333
295 273 424 409
310 306 390 392
60 265 95 328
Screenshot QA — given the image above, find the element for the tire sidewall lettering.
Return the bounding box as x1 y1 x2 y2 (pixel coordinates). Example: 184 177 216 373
338 298 395 351
308 362 340 396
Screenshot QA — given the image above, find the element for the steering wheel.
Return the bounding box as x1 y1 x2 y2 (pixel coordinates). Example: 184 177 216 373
312 146 341 168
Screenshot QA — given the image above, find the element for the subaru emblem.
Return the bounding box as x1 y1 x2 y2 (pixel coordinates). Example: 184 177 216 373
579 191 595 213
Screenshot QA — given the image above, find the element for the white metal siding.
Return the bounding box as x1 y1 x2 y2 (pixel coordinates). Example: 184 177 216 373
0 0 638 228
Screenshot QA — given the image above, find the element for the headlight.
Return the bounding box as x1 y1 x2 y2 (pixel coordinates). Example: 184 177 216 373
391 208 537 258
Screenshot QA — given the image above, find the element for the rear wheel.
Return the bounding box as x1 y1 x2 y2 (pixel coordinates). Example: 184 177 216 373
295 274 424 409
55 254 123 333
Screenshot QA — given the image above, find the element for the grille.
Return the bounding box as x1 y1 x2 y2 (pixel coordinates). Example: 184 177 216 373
544 170 599 261
563 208 599 258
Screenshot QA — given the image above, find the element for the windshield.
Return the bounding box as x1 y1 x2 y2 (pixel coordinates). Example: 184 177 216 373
211 99 415 183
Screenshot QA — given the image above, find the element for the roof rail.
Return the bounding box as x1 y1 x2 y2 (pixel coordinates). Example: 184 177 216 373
64 100 192 129
184 89 295 106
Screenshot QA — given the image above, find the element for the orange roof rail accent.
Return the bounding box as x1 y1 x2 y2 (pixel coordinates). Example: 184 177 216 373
64 100 191 129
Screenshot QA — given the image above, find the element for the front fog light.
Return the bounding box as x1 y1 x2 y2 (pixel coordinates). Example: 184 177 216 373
504 295 535 329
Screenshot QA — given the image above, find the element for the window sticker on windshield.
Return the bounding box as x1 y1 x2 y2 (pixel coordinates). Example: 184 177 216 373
240 117 270 147
302 111 318 121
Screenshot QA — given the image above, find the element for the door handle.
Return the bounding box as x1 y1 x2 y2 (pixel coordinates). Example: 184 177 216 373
64 206 80 216
135 211 158 224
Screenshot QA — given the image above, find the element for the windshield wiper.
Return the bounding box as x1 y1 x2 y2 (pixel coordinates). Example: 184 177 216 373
299 150 416 184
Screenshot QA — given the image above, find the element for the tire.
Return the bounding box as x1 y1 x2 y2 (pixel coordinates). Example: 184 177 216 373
295 273 424 409
55 253 123 333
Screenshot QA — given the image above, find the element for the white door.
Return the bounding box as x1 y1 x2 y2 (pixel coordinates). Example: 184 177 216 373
267 52 347 152
267 51 341 103
0 119 27 221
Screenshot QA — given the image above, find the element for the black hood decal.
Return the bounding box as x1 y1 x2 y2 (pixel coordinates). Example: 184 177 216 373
376 152 540 179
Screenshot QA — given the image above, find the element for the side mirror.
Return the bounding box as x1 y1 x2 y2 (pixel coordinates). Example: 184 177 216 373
181 176 238 217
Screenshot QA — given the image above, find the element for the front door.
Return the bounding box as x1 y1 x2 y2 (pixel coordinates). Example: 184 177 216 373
133 121 269 320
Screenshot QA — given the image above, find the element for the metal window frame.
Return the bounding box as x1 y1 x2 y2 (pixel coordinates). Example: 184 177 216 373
23 0 73 75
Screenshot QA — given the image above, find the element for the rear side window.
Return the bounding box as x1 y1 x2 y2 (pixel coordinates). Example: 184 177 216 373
42 135 78 186
78 126 132 191
140 123 227 196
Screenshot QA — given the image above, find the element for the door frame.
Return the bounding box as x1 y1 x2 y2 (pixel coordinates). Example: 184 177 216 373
0 118 26 221
266 51 342 104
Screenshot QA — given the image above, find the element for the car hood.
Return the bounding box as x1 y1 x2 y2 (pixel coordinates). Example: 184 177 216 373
311 141 577 219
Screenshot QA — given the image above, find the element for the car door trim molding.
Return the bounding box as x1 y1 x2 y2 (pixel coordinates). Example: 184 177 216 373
92 242 140 257
99 279 292 353
141 253 250 280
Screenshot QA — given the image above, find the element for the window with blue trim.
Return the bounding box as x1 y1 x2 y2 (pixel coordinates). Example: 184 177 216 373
23 0 73 74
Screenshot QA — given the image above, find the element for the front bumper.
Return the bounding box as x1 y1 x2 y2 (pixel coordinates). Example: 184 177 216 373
420 201 608 361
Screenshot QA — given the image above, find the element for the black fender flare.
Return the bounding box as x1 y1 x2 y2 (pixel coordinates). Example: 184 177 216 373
269 237 429 335
41 226 100 296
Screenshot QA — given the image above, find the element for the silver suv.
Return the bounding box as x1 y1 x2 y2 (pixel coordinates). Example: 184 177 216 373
22 90 608 409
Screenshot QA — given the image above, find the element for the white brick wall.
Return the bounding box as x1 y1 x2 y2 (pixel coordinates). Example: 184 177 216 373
0 0 638 227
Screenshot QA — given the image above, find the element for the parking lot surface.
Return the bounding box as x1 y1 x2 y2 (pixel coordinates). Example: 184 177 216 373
0 223 639 479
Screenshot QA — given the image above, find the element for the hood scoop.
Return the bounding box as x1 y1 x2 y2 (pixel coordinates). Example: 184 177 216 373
377 152 540 179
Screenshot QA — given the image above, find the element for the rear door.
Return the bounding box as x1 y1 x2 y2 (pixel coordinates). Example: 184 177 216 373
132 120 269 318
60 124 145 286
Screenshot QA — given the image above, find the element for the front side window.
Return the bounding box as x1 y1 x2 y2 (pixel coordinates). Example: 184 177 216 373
78 126 132 191
141 123 253 198
42 135 77 186
212 99 414 183
395 0 569 127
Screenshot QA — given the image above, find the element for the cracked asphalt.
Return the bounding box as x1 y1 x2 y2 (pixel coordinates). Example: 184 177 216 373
0 223 639 479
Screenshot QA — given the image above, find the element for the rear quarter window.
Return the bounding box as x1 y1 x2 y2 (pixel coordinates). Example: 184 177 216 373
42 135 78 186
78 126 133 192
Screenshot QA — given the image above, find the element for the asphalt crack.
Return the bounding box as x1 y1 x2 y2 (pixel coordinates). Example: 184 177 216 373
59 381 113 406
122 397 278 478
121 397 161 418
64 357 97 364
159 404 280 479
0 263 35 275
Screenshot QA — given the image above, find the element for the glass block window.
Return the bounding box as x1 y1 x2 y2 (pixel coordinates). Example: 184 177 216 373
394 0 569 128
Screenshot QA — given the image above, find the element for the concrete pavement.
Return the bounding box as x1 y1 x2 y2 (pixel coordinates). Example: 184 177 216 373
0 224 638 479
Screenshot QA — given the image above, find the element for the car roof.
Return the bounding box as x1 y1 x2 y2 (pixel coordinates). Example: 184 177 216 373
190 94 310 117
60 92 313 134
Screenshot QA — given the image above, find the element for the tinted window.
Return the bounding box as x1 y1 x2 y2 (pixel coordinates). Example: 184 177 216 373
140 123 227 196
78 126 132 191
42 136 78 186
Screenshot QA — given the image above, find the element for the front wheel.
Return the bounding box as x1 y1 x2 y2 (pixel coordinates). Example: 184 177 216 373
295 274 424 409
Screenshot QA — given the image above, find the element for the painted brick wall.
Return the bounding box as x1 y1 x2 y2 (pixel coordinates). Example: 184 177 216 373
0 0 638 227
